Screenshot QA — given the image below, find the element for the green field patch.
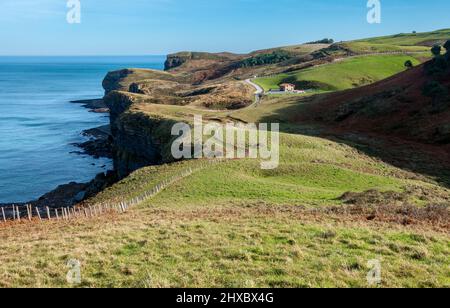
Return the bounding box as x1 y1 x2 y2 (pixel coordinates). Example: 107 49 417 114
255 55 422 92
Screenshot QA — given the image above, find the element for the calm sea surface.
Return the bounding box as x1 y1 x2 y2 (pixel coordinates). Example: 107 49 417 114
0 56 165 203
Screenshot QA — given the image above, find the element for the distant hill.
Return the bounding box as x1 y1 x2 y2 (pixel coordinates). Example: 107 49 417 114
341 29 450 54
163 29 448 89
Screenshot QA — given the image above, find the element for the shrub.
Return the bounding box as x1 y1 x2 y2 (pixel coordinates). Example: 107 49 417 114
239 51 291 67
431 45 442 57
444 40 450 60
425 53 449 75
306 38 334 45
444 40 450 52
404 60 413 69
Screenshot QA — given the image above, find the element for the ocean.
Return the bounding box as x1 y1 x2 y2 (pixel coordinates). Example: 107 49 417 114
0 56 165 203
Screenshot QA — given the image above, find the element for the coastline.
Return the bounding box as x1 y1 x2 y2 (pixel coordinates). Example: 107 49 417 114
0 56 165 211
0 98 116 213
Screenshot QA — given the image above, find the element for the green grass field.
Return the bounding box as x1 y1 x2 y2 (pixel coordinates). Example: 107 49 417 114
93 133 423 206
355 29 450 46
341 42 429 54
254 54 422 92
1 132 448 288
342 29 450 54
2 203 447 288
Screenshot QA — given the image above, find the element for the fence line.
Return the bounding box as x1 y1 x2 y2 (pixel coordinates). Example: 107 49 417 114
0 159 220 225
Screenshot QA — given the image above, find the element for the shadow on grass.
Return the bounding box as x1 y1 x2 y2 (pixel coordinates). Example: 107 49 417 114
256 96 450 189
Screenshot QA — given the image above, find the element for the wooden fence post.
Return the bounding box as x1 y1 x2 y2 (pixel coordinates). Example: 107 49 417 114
26 204 30 221
36 207 42 221
46 207 51 220
1 207 5 223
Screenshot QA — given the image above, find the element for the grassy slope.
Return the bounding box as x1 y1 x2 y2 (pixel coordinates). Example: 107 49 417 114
355 29 450 46
1 130 448 287
254 29 450 92
254 55 422 92
342 29 450 53
341 42 429 53
1 202 448 288
93 134 424 206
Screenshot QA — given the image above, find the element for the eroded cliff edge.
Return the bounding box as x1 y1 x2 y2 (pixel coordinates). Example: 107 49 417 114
104 90 181 179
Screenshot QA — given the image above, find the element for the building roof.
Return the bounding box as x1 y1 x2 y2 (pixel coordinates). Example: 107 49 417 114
279 83 295 87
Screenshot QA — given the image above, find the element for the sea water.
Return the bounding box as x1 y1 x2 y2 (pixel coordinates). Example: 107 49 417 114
0 56 165 203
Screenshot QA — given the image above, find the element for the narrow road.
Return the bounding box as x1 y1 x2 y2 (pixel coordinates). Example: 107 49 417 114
245 79 264 105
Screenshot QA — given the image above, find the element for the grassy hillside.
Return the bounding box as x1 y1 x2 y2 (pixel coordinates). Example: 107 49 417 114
94 133 429 206
341 42 429 54
355 29 450 46
1 200 448 288
341 29 450 54
254 54 422 92
1 133 448 288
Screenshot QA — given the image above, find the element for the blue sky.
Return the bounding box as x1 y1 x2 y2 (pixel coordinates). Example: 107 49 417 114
0 0 449 56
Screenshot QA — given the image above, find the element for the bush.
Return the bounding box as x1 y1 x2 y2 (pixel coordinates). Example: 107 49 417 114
431 45 442 57
239 51 291 67
306 38 334 45
444 40 450 52
444 40 450 60
425 55 448 76
404 60 413 69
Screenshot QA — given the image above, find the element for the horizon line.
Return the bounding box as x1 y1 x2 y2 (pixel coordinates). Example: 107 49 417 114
0 54 168 57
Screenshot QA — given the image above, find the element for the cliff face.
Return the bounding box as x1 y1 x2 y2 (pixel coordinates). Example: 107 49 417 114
164 54 189 71
104 91 179 178
164 51 240 71
102 69 134 94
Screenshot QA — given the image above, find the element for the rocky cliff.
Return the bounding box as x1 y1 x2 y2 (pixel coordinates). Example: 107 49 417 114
164 51 241 71
104 90 179 178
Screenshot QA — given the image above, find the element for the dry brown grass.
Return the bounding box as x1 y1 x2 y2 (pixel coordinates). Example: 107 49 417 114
0 200 448 288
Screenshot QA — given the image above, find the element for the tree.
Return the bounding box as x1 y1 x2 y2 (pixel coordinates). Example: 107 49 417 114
306 38 334 45
444 40 450 52
444 40 450 60
431 45 442 57
404 60 413 69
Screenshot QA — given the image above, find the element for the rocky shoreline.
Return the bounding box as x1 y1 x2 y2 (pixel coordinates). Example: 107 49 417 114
0 99 116 211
